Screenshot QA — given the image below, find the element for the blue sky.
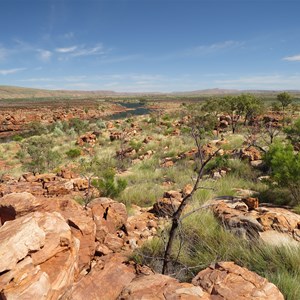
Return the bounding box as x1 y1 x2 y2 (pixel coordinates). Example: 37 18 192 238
1 0 300 92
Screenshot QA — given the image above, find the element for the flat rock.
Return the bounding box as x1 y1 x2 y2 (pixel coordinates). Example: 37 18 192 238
119 273 211 300
192 261 284 300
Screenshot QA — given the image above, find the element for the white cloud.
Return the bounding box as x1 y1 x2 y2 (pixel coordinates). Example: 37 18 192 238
55 46 77 53
0 68 26 75
71 44 106 57
38 49 52 62
283 54 300 62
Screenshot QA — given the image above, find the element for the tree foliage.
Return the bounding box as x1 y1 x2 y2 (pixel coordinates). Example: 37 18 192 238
277 92 293 110
20 136 62 173
284 117 300 145
264 142 300 203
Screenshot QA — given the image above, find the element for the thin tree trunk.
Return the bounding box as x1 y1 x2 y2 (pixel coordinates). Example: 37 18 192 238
162 149 219 274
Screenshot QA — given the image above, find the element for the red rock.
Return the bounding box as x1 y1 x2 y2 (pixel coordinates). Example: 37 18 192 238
0 193 96 273
242 197 259 210
88 198 127 251
0 212 79 299
192 262 284 300
76 132 97 147
44 180 74 196
66 254 136 300
120 273 210 300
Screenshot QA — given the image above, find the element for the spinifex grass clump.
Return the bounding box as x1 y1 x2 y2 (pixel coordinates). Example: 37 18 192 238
134 210 300 300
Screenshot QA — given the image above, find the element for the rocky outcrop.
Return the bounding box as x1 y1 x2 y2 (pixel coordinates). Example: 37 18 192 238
0 212 79 299
0 103 126 138
192 262 284 300
65 254 136 300
88 198 128 252
119 273 211 300
0 192 96 273
0 171 90 198
210 198 300 245
0 191 287 299
76 132 97 147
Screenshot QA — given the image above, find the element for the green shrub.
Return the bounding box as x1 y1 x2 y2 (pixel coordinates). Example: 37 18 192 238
264 142 300 204
284 117 300 145
20 136 62 173
205 154 230 173
29 121 48 135
66 148 81 159
12 135 23 142
129 140 142 152
69 118 89 134
258 187 294 206
162 114 171 121
92 169 127 198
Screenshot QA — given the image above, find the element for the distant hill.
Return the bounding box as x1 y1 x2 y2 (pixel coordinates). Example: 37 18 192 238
171 88 240 95
0 85 119 99
1 85 300 100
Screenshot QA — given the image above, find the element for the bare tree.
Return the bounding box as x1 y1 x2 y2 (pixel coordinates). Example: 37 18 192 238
162 126 220 274
262 121 280 145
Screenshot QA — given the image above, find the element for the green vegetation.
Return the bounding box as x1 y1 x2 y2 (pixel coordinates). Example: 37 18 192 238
18 135 62 173
264 142 300 204
66 148 82 159
1 91 300 299
92 169 127 198
135 210 300 299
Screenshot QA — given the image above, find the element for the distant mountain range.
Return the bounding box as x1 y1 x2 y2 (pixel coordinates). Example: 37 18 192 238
1 85 300 100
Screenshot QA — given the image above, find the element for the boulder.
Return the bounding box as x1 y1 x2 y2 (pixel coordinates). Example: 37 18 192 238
242 197 259 210
241 146 261 161
76 132 97 147
192 261 284 300
210 199 300 244
88 198 127 251
44 180 74 196
0 212 79 299
152 193 182 217
66 254 136 300
120 273 211 300
0 192 96 273
0 192 42 224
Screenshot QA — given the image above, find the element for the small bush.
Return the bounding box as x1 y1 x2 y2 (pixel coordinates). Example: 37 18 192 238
205 155 230 173
264 142 300 204
92 169 127 198
66 148 81 159
129 140 142 152
69 118 89 134
20 135 62 173
12 135 23 142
